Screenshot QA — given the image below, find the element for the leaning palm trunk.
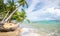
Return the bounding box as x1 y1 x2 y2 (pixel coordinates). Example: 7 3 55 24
1 6 20 23
0 6 20 32
0 0 28 36
1 11 9 23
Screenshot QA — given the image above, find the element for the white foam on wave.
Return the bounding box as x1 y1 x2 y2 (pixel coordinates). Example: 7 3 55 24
21 28 41 36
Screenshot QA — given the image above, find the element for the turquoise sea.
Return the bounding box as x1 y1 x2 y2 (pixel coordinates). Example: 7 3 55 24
21 20 60 36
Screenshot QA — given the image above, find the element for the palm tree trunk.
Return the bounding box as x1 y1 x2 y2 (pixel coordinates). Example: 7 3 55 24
0 6 20 32
1 11 9 23
0 6 20 24
4 8 18 23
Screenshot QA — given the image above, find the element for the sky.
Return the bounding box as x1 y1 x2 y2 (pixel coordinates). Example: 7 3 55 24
25 0 60 21
4 0 60 21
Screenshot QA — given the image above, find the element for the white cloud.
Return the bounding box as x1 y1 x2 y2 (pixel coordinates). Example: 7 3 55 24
55 9 60 16
26 0 40 13
25 0 60 21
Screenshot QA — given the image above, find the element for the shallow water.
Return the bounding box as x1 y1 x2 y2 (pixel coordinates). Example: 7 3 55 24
20 21 60 36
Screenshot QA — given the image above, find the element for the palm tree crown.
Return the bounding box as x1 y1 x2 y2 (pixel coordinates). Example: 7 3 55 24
0 0 28 23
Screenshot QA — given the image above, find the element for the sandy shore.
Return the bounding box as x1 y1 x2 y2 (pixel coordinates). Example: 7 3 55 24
0 28 20 36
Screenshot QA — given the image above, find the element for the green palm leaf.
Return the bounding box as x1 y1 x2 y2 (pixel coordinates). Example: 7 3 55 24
0 0 29 23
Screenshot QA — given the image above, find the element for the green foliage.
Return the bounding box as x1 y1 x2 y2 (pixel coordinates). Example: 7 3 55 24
0 0 28 22
11 9 26 22
17 0 28 8
0 0 6 13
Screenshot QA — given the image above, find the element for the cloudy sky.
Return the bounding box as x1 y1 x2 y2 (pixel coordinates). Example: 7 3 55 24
25 0 60 21
4 0 60 21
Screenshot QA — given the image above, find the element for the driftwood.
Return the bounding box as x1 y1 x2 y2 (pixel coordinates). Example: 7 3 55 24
0 23 18 32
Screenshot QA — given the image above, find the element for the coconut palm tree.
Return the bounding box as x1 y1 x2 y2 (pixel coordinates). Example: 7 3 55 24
0 0 28 32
